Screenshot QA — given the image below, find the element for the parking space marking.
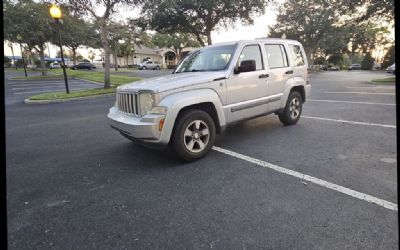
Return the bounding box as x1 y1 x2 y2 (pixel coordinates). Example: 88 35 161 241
325 91 395 96
308 99 396 106
302 116 396 128
14 88 89 95
212 146 398 211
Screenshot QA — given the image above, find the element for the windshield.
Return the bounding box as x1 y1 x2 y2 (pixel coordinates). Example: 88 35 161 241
174 44 236 73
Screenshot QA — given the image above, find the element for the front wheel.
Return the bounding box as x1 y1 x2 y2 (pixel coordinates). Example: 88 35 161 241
142 66 147 70
171 110 216 162
278 91 302 126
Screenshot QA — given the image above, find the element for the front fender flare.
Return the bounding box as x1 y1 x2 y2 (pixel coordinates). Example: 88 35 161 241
157 89 226 145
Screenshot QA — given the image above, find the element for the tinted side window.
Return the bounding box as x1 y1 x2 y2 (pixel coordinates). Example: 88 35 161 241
289 44 305 67
265 44 289 69
238 45 263 71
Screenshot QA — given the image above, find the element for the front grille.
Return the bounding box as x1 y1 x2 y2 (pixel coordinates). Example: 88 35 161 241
117 92 139 116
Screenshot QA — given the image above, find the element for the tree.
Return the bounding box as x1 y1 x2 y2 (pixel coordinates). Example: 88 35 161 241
4 56 12 67
381 45 395 69
361 52 374 70
138 0 271 46
268 0 347 65
4 0 54 76
152 32 200 62
340 0 394 23
66 0 137 88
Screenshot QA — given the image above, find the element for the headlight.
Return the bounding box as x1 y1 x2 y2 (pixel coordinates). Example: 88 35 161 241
139 92 154 116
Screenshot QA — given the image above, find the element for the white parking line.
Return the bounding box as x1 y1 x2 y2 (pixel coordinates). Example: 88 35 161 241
308 99 396 106
302 116 396 128
325 91 395 95
212 146 398 211
14 88 89 95
346 86 394 89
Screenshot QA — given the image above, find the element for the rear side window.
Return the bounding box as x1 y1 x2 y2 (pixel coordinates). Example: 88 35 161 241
265 44 289 69
289 44 305 66
238 45 264 71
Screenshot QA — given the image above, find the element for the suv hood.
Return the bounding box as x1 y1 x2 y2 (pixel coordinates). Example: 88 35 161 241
117 71 226 93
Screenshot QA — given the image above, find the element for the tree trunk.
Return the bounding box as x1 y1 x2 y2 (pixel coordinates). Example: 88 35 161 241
306 49 313 67
38 44 47 76
100 18 111 88
72 48 77 65
113 53 118 71
195 33 205 47
206 31 212 45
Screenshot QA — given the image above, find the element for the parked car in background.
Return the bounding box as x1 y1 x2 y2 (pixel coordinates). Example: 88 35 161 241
49 62 61 69
71 62 96 70
386 63 395 74
138 61 161 70
348 64 362 70
108 39 311 161
319 65 327 71
328 65 340 71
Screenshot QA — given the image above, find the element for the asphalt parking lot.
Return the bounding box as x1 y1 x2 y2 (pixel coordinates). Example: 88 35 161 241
5 70 397 249
5 71 102 105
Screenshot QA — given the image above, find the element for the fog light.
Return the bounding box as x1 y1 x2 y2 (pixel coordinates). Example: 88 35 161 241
159 118 165 131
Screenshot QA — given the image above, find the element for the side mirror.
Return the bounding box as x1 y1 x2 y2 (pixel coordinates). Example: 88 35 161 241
235 60 256 74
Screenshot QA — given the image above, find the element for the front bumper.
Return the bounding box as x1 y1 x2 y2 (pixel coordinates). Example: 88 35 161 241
107 106 166 144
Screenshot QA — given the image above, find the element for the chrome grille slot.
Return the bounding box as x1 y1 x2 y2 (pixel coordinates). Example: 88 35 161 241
117 92 139 116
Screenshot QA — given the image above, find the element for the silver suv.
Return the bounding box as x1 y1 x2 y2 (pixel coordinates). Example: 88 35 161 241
108 39 311 161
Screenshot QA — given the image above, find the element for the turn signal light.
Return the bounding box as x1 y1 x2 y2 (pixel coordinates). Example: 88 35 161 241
159 118 165 131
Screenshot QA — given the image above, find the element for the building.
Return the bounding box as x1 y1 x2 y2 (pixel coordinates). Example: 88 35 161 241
103 46 197 68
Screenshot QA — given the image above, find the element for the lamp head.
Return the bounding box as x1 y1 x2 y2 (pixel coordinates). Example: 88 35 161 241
50 4 62 19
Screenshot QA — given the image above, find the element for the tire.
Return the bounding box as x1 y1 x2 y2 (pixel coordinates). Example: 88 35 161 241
142 66 147 70
171 109 216 162
278 91 303 126
156 66 161 70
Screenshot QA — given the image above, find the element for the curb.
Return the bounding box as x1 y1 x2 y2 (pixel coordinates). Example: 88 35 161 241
366 80 395 85
24 93 115 104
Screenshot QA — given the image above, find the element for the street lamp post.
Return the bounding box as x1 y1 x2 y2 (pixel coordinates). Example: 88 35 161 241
16 35 27 77
50 4 69 94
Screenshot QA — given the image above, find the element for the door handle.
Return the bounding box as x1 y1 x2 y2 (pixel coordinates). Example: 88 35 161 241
285 70 293 74
259 74 269 79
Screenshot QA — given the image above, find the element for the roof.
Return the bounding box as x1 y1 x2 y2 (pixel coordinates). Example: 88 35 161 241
204 38 301 48
134 46 161 56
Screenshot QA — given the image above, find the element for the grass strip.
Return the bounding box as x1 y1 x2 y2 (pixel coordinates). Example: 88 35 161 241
12 69 141 86
28 87 116 100
371 76 395 83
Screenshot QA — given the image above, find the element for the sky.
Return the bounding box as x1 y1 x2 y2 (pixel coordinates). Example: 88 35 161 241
3 1 394 62
4 3 281 60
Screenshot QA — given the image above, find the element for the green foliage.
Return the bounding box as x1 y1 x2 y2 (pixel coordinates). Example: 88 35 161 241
138 0 271 45
381 45 395 69
152 32 201 60
15 59 25 68
4 56 11 66
34 59 42 68
361 52 374 70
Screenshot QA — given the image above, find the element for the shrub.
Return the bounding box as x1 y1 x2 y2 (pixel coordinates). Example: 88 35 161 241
361 53 374 70
167 64 177 69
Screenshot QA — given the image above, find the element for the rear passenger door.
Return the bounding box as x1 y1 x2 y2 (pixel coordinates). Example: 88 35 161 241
264 43 291 111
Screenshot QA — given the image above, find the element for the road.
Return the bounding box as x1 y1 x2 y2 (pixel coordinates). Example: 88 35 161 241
5 70 397 249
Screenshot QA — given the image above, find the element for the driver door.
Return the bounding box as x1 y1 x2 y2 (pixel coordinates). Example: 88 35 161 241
225 44 269 123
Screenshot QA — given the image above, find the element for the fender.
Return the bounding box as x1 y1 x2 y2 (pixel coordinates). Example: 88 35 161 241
279 76 307 109
157 89 226 145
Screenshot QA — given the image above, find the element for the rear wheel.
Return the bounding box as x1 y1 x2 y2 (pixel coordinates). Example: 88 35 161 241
278 91 302 126
171 110 216 162
156 66 161 70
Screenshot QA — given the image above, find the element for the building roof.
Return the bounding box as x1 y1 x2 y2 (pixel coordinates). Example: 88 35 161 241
134 46 161 55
